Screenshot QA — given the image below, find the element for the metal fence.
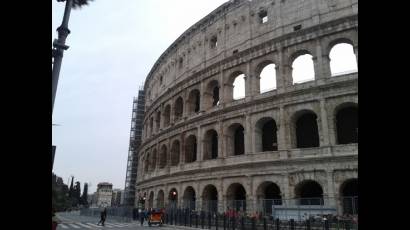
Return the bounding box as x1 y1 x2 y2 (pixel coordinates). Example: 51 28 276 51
80 206 134 222
162 209 358 230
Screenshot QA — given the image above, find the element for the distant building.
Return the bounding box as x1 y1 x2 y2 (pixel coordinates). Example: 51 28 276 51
111 189 123 207
95 182 113 207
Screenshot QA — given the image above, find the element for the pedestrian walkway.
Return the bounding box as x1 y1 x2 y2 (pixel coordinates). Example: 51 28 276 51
57 221 138 229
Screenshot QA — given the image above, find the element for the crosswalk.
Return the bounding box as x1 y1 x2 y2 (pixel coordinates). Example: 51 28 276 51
57 222 137 229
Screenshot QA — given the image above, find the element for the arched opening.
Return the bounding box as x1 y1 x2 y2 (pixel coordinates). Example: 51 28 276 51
295 180 324 205
163 105 171 127
155 111 161 132
185 135 197 163
341 179 358 215
204 80 220 110
255 118 278 152
187 89 201 115
202 185 218 213
259 63 277 93
227 124 245 156
148 191 154 209
292 54 315 84
295 112 319 148
171 140 180 166
226 183 247 212
203 129 218 160
336 106 358 144
157 190 165 209
150 149 157 171
330 43 358 76
159 145 167 169
256 182 282 215
183 186 196 211
168 188 178 209
233 73 245 100
174 97 184 121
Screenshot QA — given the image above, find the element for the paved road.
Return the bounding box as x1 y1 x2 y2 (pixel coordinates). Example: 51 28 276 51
55 211 181 230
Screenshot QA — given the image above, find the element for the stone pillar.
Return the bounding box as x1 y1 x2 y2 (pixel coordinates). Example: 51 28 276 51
197 126 202 162
245 114 252 155
170 102 175 125
219 70 225 106
219 121 225 158
319 99 330 147
277 49 292 93
354 45 358 63
325 170 337 209
245 62 252 100
178 183 183 208
282 175 291 200
199 80 205 112
278 106 289 159
180 133 185 165
314 39 332 81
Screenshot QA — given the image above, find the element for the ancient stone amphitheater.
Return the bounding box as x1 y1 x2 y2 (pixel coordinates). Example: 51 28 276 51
137 0 358 217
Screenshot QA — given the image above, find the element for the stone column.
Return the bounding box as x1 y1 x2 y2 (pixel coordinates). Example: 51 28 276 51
319 99 331 147
282 175 291 201
180 133 185 165
314 39 332 82
219 121 225 158
245 62 253 100
278 106 289 159
219 70 225 106
197 126 202 162
325 170 337 209
245 114 253 155
277 49 292 93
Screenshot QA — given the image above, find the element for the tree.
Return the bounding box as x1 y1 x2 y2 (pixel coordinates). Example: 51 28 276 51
81 183 89 206
72 181 81 207
68 176 74 199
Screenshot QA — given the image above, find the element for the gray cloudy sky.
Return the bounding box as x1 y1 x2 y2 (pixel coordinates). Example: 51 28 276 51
52 0 228 193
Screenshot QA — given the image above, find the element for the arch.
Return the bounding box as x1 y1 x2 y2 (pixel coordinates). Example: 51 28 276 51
149 117 154 135
203 129 218 160
258 63 277 93
182 186 196 210
144 155 149 173
204 80 220 110
226 183 247 212
226 123 245 156
170 140 180 166
187 89 201 115
202 184 218 213
159 144 168 169
294 111 319 148
185 135 197 163
157 190 165 209
150 148 157 171
155 111 161 132
168 188 178 209
291 52 315 84
335 104 358 144
294 180 324 205
255 117 278 152
148 191 154 209
340 178 358 215
163 104 171 127
256 182 282 215
226 71 246 102
174 97 184 121
329 42 358 76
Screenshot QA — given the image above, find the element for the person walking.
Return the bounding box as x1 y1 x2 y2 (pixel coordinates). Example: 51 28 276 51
140 209 146 226
97 208 107 226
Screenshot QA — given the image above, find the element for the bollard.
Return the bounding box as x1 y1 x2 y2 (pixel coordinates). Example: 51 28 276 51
208 212 212 229
275 218 280 230
290 219 295 230
241 217 245 230
306 219 311 230
263 217 267 230
216 214 219 230
223 214 226 230
324 219 329 230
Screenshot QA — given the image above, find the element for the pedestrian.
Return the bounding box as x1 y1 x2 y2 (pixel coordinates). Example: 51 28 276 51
97 208 107 226
140 209 146 226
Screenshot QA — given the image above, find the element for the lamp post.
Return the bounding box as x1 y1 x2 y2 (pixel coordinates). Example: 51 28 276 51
52 0 73 114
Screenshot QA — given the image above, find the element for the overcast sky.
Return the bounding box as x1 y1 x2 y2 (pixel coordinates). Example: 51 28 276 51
52 0 228 193
52 0 357 194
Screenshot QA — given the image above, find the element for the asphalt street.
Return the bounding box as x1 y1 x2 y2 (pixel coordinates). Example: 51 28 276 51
55 211 188 230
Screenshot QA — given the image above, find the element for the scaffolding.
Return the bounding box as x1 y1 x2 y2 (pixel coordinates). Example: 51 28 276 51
123 87 145 207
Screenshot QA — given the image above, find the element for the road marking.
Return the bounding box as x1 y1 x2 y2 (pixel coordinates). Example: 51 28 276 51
67 223 81 229
76 223 93 229
59 224 69 229
107 223 123 227
104 223 117 228
85 222 102 228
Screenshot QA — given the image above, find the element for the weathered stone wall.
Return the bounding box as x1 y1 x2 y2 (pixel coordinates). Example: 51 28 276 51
136 0 358 215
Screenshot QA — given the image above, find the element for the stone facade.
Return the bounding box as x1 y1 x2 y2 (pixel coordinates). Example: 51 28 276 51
136 0 358 216
96 182 113 208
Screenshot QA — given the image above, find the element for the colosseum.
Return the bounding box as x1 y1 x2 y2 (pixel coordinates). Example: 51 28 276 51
136 0 358 218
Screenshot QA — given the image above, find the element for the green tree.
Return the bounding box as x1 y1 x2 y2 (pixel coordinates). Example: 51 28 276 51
81 183 89 206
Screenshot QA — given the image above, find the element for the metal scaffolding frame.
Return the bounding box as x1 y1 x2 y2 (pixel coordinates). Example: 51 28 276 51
123 87 145 206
